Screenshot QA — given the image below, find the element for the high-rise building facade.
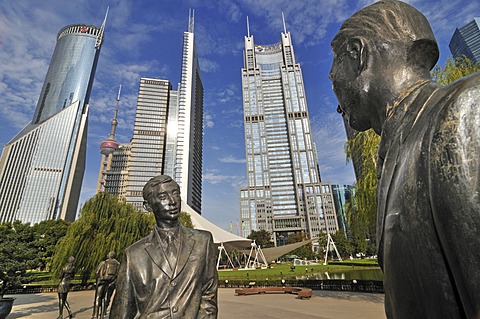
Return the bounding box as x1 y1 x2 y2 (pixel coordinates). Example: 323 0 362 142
174 17 204 214
0 22 105 224
98 12 203 214
449 18 480 63
239 28 338 247
331 184 354 237
125 78 173 210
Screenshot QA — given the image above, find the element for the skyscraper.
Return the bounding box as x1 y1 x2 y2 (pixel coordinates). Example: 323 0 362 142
171 11 204 214
125 78 174 210
449 18 480 63
239 21 338 247
0 20 106 224
99 11 203 214
331 184 353 237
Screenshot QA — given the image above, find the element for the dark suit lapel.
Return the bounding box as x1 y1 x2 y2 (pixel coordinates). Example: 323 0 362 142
376 137 400 265
144 230 174 278
174 226 195 278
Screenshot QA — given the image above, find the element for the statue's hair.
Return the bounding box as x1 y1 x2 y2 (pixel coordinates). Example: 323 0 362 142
331 0 439 70
143 175 179 203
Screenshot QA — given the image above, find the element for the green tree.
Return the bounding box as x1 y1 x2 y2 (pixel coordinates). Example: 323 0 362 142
51 193 155 284
284 232 315 260
344 55 479 254
179 211 194 229
345 128 380 249
247 230 274 248
0 221 38 297
31 219 70 271
432 55 480 86
330 232 353 258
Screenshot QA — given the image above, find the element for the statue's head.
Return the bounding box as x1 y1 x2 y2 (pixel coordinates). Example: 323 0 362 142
107 251 116 259
330 0 439 133
143 175 181 223
67 256 75 264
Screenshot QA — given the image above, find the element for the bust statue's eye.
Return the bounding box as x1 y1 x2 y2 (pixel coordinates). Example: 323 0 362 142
172 190 180 196
159 193 168 200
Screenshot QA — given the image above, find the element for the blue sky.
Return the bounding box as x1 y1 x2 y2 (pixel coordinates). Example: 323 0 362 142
0 0 478 231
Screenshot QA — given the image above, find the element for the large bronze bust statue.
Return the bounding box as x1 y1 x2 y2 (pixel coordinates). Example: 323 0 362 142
330 1 480 318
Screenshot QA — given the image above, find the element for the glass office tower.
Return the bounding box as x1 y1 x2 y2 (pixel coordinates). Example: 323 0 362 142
124 78 173 210
174 13 204 214
331 184 354 237
0 23 104 224
239 29 338 247
99 11 203 214
449 18 480 63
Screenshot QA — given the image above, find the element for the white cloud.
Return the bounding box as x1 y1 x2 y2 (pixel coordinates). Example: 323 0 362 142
239 0 350 46
203 169 245 188
219 155 246 164
204 113 215 128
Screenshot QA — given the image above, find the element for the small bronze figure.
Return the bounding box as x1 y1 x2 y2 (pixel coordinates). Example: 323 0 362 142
110 175 218 318
330 1 480 318
92 251 120 319
57 256 75 319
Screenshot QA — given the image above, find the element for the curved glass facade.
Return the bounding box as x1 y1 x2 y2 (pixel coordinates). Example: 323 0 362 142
0 23 103 223
33 25 102 124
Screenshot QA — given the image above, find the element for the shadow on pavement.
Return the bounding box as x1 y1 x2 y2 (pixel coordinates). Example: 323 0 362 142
313 290 384 303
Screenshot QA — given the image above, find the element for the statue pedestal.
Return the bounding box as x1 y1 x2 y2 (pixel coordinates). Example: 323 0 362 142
0 297 15 319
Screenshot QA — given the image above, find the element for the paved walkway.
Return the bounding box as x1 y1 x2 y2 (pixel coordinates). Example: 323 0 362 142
6 288 386 319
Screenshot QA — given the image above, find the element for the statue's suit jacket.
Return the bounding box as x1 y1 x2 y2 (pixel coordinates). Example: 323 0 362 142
110 225 218 319
376 74 480 319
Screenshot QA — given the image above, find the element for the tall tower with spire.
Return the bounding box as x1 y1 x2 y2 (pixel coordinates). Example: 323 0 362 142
239 16 339 247
97 85 122 193
0 13 107 223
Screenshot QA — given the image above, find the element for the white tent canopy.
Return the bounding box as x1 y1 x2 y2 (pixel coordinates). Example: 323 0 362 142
182 201 251 251
182 202 316 263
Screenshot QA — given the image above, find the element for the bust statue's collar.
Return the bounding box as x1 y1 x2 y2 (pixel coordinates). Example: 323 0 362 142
377 80 440 178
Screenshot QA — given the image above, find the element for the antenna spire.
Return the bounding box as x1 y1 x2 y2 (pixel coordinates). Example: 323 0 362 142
282 12 287 34
109 84 121 139
188 9 194 33
247 16 250 37
96 7 109 48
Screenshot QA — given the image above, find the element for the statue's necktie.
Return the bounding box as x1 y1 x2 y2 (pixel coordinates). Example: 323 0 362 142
166 234 177 271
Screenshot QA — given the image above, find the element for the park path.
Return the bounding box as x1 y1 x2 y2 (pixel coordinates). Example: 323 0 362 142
6 288 386 319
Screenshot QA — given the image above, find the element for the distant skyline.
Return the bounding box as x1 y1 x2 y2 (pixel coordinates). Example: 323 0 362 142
1 0 478 231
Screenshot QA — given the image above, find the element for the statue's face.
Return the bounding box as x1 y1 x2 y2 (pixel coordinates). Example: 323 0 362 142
148 181 181 222
329 39 373 132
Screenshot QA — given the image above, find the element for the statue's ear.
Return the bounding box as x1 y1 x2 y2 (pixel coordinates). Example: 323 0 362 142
408 39 439 71
347 37 368 76
143 200 153 212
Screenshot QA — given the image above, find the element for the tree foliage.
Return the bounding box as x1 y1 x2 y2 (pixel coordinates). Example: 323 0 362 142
284 232 315 259
179 211 194 229
31 219 70 271
330 232 353 258
247 229 274 248
51 193 155 283
0 221 37 296
0 219 69 296
345 128 380 248
432 55 480 86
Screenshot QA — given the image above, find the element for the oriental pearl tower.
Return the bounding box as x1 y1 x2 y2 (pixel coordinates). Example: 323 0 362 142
96 86 121 193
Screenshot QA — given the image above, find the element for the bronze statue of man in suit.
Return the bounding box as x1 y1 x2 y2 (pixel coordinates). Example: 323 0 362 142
110 175 218 318
330 1 480 318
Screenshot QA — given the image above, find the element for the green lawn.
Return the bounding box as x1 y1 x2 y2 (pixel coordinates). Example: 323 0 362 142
218 260 380 283
28 259 381 286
